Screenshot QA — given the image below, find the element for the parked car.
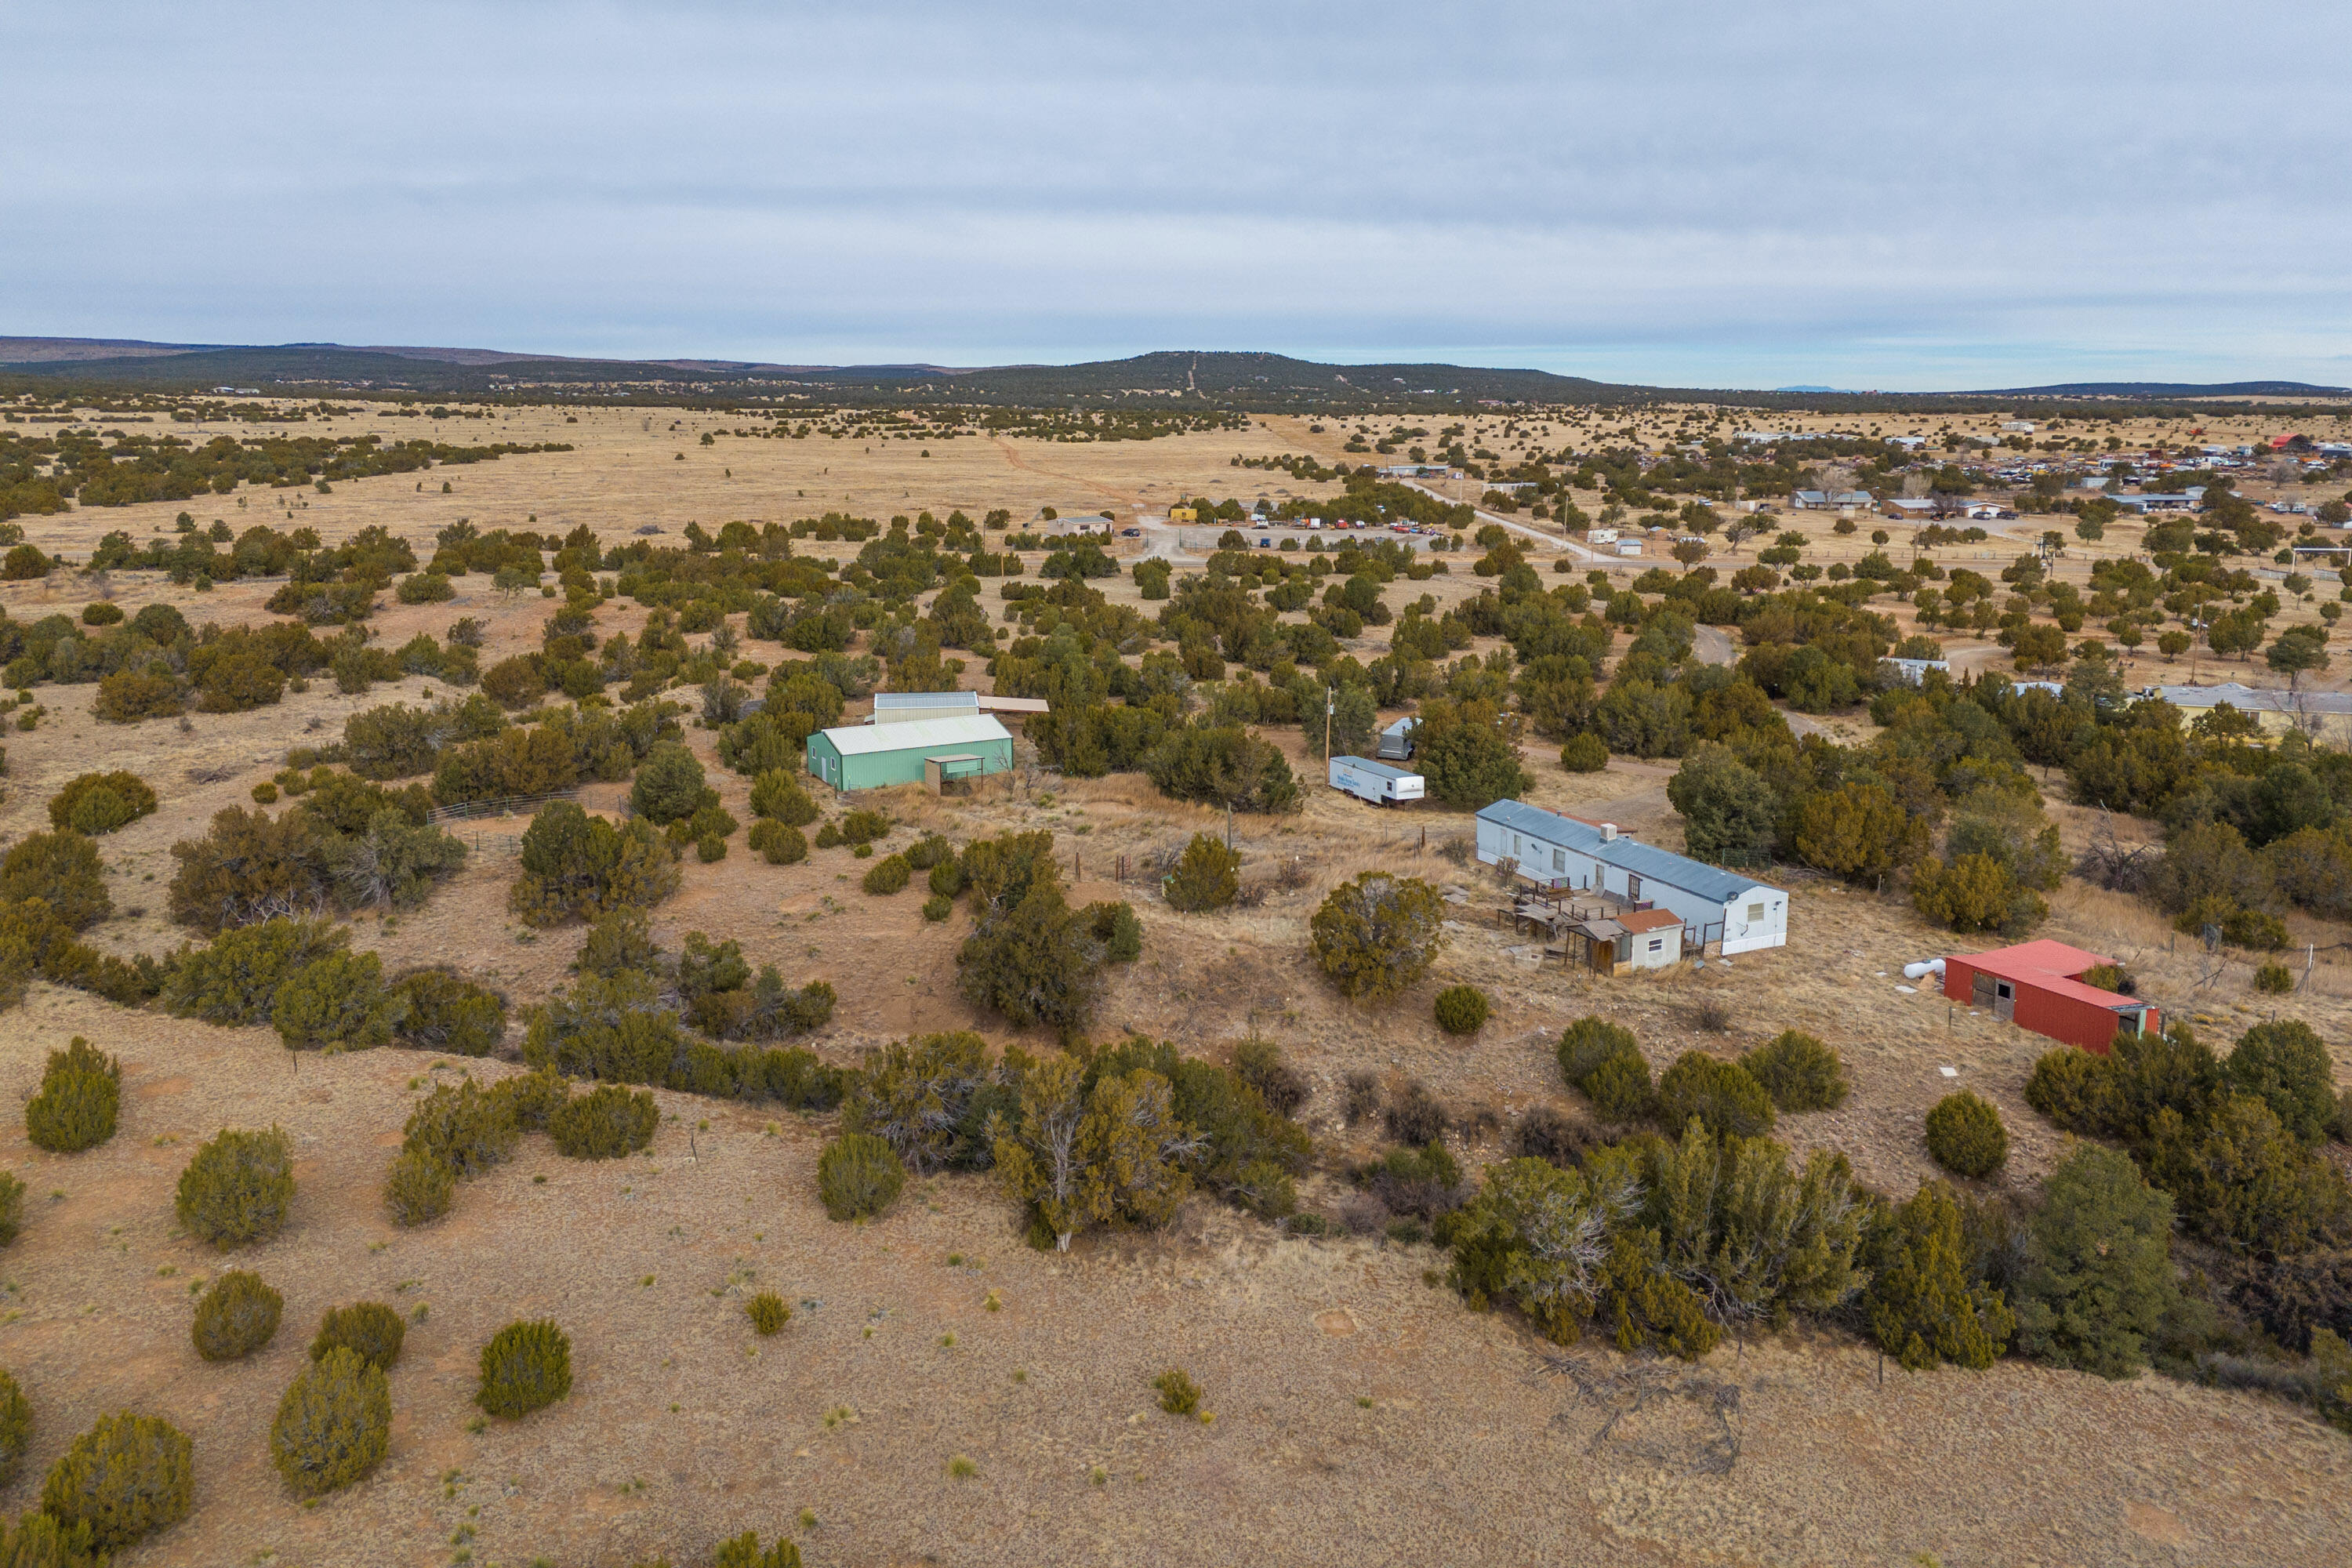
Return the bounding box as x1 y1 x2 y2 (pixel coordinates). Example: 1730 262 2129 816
1120 528 1142 537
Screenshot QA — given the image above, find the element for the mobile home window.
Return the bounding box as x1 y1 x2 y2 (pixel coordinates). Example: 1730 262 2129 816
1647 938 1663 952
1552 848 1565 872
1746 901 1764 921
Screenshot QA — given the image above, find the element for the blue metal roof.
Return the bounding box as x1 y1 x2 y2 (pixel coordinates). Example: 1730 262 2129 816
1475 799 1777 905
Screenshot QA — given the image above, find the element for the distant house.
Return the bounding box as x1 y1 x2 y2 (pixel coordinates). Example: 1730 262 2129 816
2146 681 2352 743
2111 492 2203 513
2001 419 2036 434
1474 800 1788 955
1882 657 1951 685
1791 489 1874 510
1942 939 2158 1052
1886 435 1929 450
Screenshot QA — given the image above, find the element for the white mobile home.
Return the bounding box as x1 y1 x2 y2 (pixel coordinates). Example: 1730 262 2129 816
1475 799 1788 956
1328 755 1425 806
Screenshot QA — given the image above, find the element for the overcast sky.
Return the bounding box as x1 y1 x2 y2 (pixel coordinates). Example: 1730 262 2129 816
5 1 2348 390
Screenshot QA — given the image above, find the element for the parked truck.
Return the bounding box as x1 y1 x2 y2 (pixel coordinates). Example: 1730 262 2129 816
1330 755 1425 807
1376 715 1418 760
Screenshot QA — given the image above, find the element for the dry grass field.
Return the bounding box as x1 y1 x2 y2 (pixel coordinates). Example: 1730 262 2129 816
2 401 2351 1566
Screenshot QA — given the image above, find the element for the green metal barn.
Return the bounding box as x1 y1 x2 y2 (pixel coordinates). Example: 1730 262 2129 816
805 715 1014 792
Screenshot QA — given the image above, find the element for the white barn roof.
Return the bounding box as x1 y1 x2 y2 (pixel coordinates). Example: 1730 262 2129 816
819 715 1011 756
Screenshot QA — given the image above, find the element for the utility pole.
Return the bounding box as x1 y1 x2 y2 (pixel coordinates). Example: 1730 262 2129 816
1324 687 1334 760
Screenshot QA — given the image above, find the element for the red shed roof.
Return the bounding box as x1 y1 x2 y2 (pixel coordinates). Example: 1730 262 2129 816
1954 939 2138 1011
1621 909 1684 934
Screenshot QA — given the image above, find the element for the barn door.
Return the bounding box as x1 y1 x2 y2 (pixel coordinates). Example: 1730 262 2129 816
1970 973 1994 1009
1994 981 2015 1021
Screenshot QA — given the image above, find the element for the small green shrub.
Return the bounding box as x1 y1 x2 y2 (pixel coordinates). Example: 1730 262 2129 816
549 1083 658 1160
270 1347 390 1497
475 1319 572 1419
310 1301 406 1372
1739 1029 1849 1112
1559 732 1610 772
746 1292 792 1335
0 1508 96 1566
840 807 891 845
816 1133 905 1221
630 742 712 824
862 854 910 895
1556 1017 1640 1090
0 1368 29 1487
2227 1019 2337 1145
270 949 396 1051
390 970 507 1055
748 818 808 864
26 1037 120 1153
191 1269 282 1361
383 1145 454 1226
0 1174 21 1247
47 771 158 835
922 893 953 921
905 833 953 871
749 769 819 826
695 830 728 862
1925 1091 2009 1177
1163 833 1242 913
813 821 842 849
1656 1052 1773 1138
1085 899 1143 961
164 917 347 1025
713 1532 804 1568
2254 963 2294 994
0 832 111 931
489 1068 571 1131
1433 985 1490 1036
2024 1046 2107 1132
41 1412 193 1550
1152 1368 1203 1417
927 858 967 898
176 1127 296 1248
1582 1050 1654 1123
403 1080 519 1178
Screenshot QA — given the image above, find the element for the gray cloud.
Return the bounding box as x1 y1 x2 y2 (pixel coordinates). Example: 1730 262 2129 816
5 1 2347 387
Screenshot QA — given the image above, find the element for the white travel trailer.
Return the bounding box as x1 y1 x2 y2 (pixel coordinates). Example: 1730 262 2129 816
1329 755 1425 806
1475 798 1788 956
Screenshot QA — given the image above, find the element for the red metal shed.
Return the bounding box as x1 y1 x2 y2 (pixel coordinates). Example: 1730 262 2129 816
1941 939 2159 1053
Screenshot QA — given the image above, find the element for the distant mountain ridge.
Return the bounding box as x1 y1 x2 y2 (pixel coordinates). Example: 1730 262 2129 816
2 339 2345 412
1969 379 2350 397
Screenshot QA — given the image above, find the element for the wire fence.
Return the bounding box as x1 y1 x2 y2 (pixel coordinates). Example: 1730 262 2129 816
425 788 579 826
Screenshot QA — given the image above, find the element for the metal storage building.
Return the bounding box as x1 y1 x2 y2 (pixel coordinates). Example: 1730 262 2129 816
870 691 980 725
806 715 1013 792
1940 939 2158 1051
1475 799 1788 955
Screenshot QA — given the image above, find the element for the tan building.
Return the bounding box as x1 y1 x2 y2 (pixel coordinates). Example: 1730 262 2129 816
2148 682 2352 745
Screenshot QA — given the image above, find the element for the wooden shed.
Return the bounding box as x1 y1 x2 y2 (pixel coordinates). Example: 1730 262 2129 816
1940 939 2158 1052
